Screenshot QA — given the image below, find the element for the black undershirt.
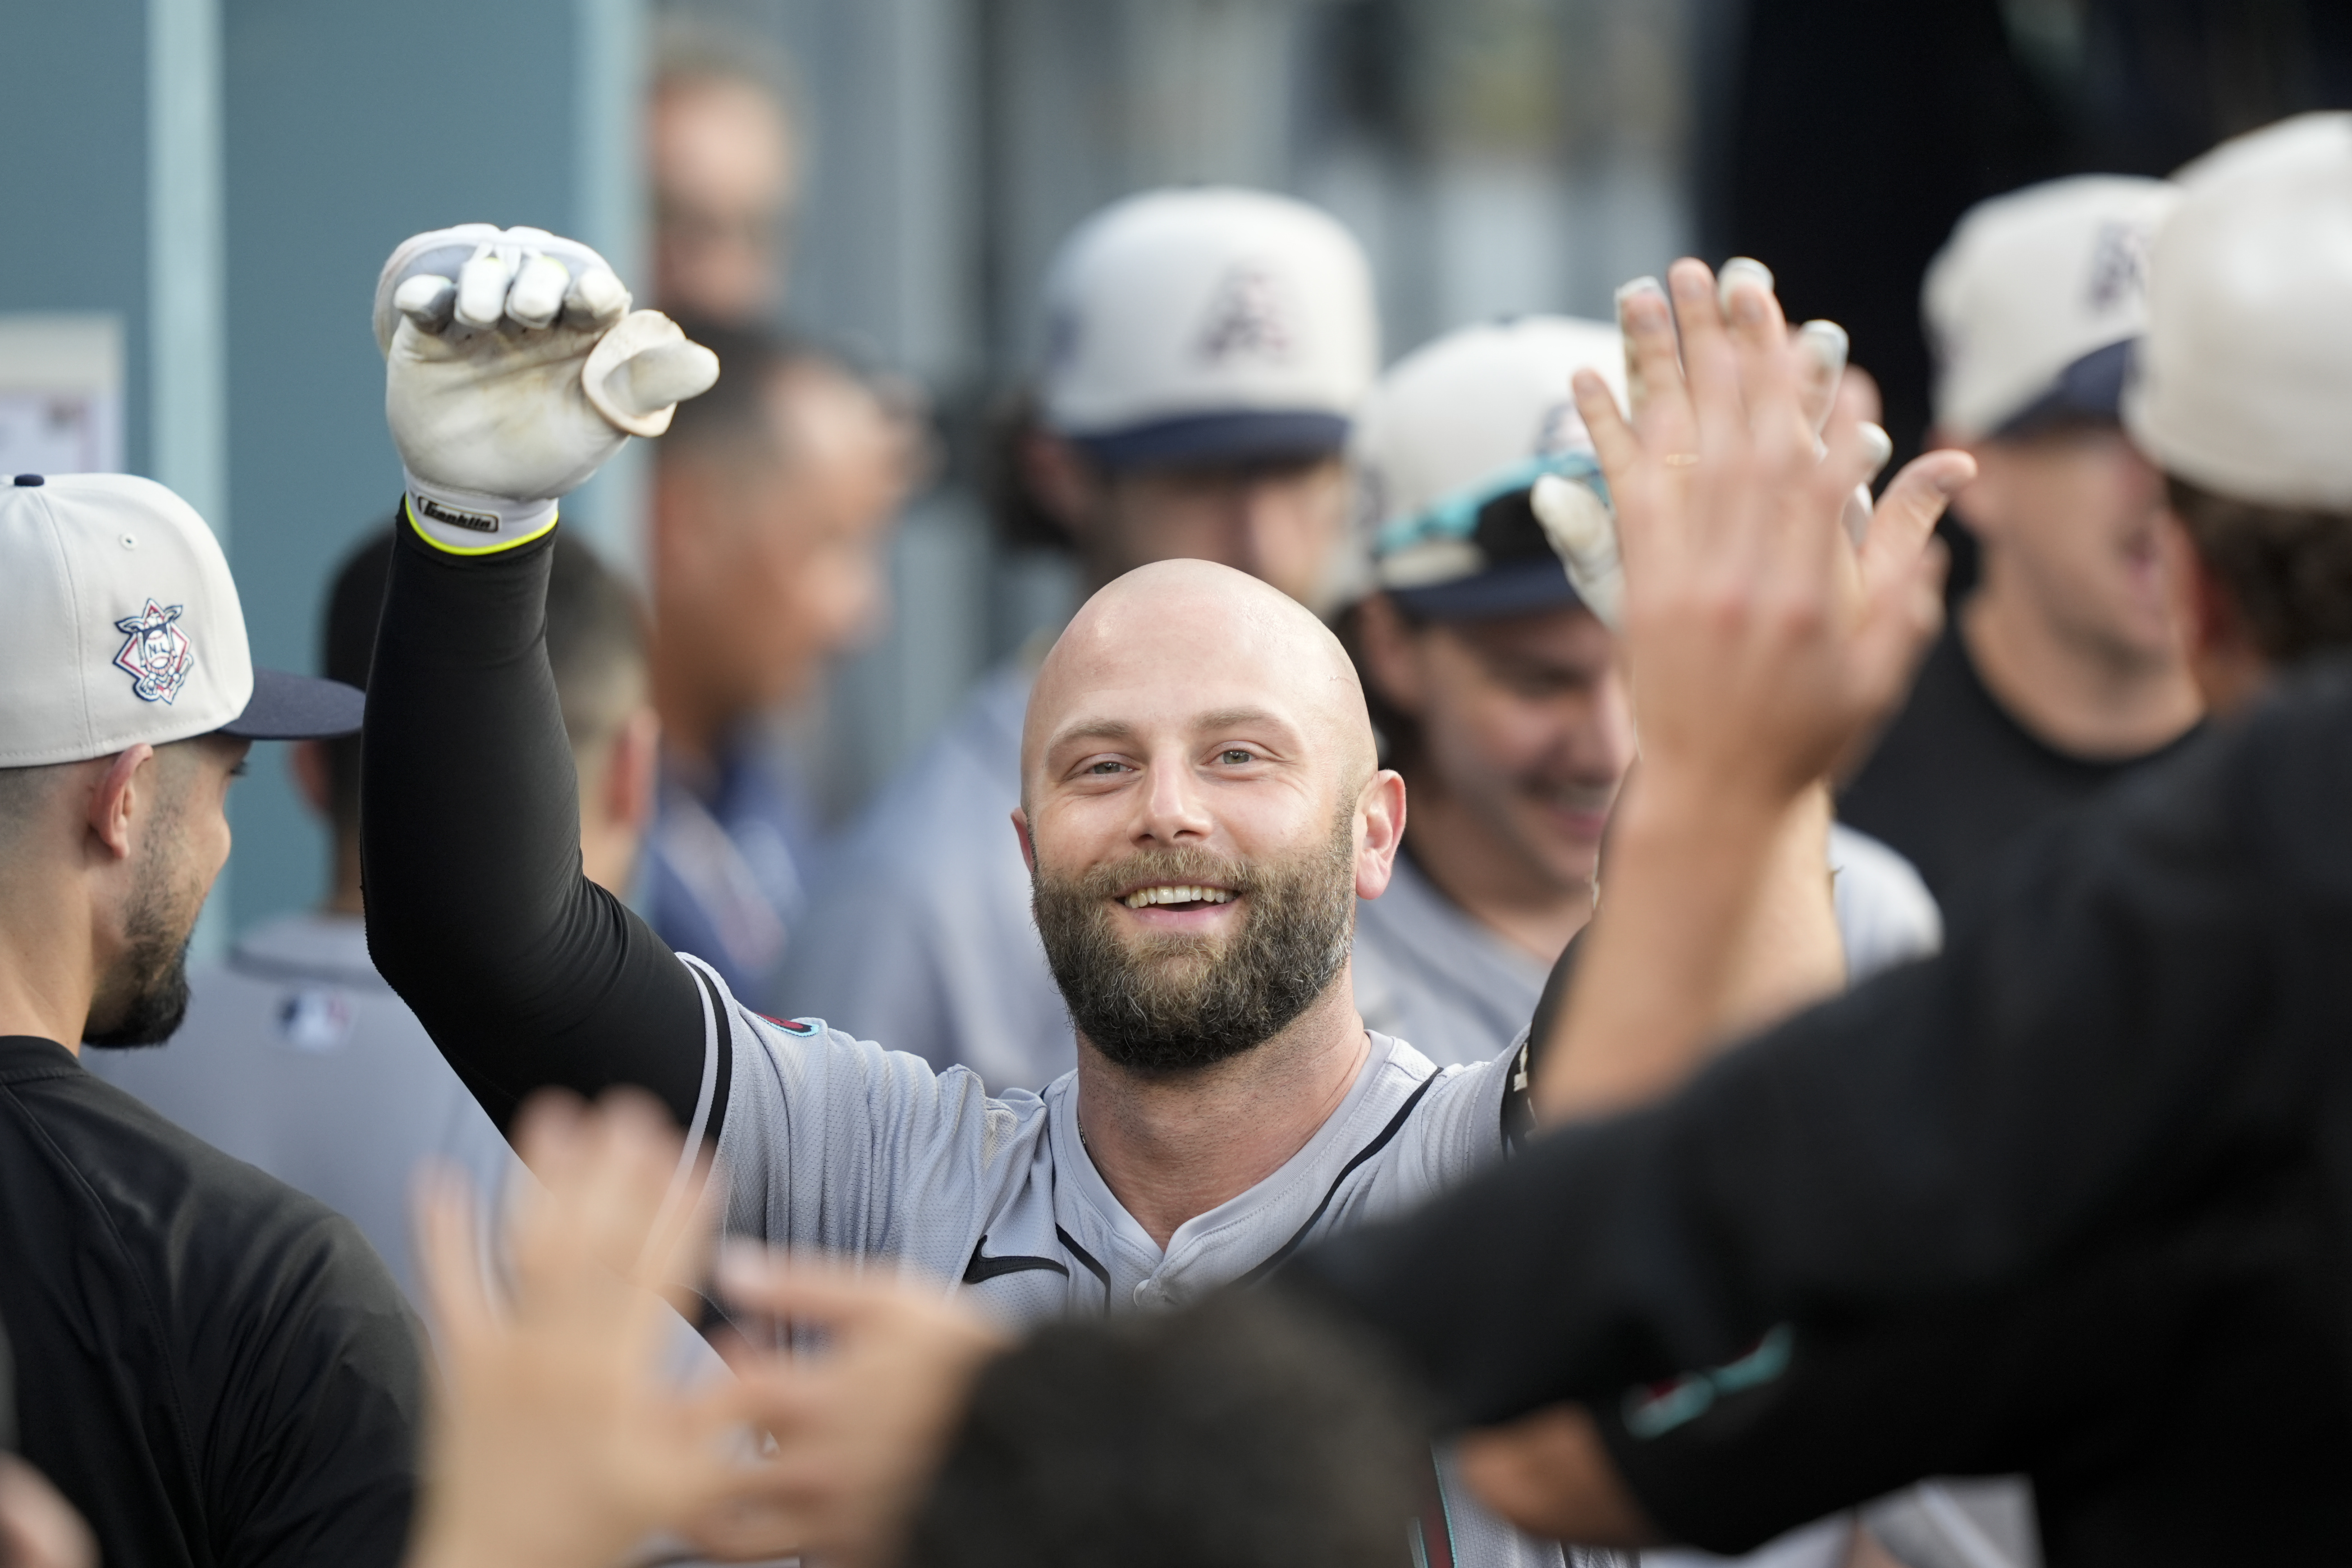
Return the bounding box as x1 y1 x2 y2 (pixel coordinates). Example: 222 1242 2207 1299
360 519 720 1137
1838 621 2204 924
0 1036 422 1568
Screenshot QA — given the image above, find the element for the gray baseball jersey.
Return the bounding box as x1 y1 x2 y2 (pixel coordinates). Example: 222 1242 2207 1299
686 949 1586 1567
1354 852 1559 1069
1354 826 1944 1072
1824 822 1945 980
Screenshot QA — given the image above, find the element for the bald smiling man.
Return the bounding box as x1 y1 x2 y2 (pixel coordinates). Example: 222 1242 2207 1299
357 237 1849 1565
370 548 1526 1562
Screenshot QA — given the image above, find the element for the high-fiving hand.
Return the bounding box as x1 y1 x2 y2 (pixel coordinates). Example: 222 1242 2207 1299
377 224 719 553
1533 260 1915 638
403 1089 1008 1568
1570 258 1971 805
694 1253 1011 1567
404 1090 750 1568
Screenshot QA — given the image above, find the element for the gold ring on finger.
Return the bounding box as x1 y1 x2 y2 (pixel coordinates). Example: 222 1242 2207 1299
1661 453 1700 467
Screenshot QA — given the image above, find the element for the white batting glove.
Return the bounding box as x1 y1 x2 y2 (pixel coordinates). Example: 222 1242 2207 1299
1533 259 1888 630
1531 469 1624 628
377 224 720 553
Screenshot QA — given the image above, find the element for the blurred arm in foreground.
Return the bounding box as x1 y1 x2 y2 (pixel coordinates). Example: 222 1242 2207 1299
399 1089 1009 1568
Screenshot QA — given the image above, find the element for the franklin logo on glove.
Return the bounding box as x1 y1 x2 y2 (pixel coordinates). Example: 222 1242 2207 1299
376 223 719 556
414 494 499 535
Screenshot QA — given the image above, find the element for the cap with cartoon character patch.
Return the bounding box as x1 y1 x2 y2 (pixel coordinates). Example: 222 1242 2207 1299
0 472 362 768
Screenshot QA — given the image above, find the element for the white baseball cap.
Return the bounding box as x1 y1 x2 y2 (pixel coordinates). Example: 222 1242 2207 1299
2126 113 2352 510
1039 187 1377 469
1350 315 1623 619
0 472 362 768
1923 174 2179 442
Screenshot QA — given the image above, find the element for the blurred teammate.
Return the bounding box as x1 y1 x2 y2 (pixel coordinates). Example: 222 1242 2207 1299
355 220 1954 1568
784 188 1378 1088
1344 316 1941 1066
902 1289 1424 1568
1286 120 2352 1561
642 324 915 1002
92 525 658 1308
1839 177 2205 920
650 20 801 323
0 475 418 1566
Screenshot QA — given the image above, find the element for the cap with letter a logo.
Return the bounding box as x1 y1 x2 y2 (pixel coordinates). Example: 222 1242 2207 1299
0 472 363 767
1038 187 1377 470
1922 174 2180 442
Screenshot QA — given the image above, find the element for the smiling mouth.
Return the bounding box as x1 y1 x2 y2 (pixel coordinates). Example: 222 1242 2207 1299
1120 884 1237 910
1531 782 1617 815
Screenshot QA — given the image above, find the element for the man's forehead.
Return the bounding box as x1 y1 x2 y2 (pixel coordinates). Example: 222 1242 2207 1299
1022 558 1371 771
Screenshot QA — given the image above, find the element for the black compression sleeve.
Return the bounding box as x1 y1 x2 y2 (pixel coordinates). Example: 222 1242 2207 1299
359 515 714 1134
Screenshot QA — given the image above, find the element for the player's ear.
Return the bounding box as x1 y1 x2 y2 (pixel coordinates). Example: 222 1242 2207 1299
1352 594 1430 718
288 739 335 818
1022 431 1101 540
86 745 156 862
1353 769 1406 901
1009 808 1038 875
606 707 662 835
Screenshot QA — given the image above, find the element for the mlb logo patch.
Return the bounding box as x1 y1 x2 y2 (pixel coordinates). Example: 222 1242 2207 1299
278 987 355 1053
113 599 194 705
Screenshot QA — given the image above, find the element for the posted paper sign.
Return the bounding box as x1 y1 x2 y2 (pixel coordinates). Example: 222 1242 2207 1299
0 315 124 475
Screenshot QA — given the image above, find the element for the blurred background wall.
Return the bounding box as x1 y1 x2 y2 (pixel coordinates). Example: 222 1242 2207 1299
4 0 2347 946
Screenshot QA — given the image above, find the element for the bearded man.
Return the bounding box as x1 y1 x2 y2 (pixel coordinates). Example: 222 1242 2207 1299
358 224 1938 1567
0 475 420 1568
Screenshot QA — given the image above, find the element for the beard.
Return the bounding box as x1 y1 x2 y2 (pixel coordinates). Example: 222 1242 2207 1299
1032 812 1358 1075
82 814 198 1051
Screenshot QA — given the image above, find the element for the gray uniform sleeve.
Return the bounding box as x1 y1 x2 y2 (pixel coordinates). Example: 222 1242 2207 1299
1336 1041 1519 1231
711 992 1046 1277
1828 822 1945 980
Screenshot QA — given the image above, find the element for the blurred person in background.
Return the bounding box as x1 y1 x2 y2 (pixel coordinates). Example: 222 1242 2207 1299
650 18 801 325
642 324 917 1005
783 187 1377 1089
1839 177 2205 922
91 525 659 1310
0 475 417 1568
1343 315 1942 1071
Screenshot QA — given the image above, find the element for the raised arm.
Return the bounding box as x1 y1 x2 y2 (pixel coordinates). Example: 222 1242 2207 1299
360 224 721 1134
1534 261 1968 1122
